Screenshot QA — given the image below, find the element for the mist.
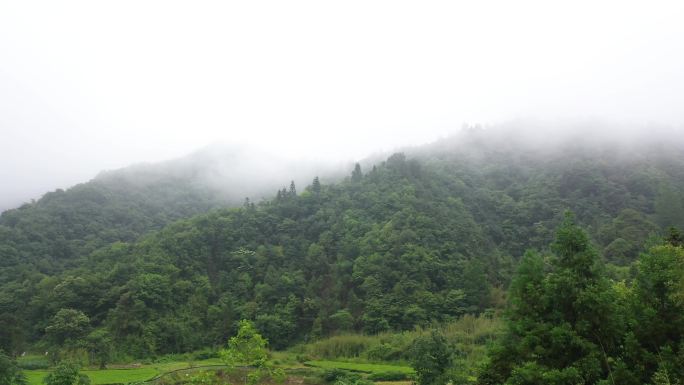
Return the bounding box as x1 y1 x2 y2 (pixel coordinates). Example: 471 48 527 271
2 1 684 210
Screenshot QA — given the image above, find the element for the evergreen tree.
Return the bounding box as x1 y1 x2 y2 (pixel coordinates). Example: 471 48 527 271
480 212 623 384
351 163 362 182
629 243 684 383
312 177 321 193
655 182 684 229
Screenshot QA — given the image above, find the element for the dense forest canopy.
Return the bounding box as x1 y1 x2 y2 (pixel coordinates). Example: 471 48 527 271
1 127 684 376
0 144 344 276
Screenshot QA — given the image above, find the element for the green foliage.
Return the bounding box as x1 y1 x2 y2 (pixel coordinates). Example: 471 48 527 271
220 320 283 385
322 368 354 382
3 132 684 359
221 320 269 369
298 314 499 373
480 217 684 384
328 311 354 332
303 335 372 360
306 361 413 375
320 369 372 385
409 330 452 385
627 244 684 382
655 182 684 230
25 358 225 385
0 350 28 385
85 329 111 369
42 362 89 385
652 365 681 385
45 309 90 351
366 371 409 381
16 356 50 370
188 370 219 385
480 214 623 384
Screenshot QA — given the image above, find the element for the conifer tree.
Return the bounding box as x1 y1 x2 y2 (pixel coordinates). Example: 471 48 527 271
351 163 362 182
479 212 623 384
312 176 321 193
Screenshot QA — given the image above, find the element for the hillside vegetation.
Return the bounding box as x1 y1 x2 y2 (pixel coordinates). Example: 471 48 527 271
2 128 684 383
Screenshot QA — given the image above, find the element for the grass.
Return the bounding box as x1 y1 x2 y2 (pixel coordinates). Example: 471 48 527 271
23 356 411 385
24 358 224 385
374 382 412 385
17 355 51 370
291 315 502 382
22 315 501 384
304 360 414 374
293 314 502 363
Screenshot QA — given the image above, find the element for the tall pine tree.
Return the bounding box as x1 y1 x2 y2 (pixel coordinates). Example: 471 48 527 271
480 212 625 384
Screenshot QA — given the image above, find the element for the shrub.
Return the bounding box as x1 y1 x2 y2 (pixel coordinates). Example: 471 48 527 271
192 348 218 360
43 362 90 385
409 331 452 385
320 368 376 385
322 368 358 383
0 350 27 385
307 335 371 359
16 357 50 370
188 370 219 385
367 371 409 381
296 354 312 363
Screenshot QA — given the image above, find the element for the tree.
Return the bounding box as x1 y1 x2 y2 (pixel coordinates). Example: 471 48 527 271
480 212 624 384
328 310 354 332
0 350 27 385
312 177 322 193
45 309 90 347
85 329 111 369
351 163 363 182
460 259 489 313
409 330 452 385
220 320 284 385
43 362 90 385
655 183 684 229
666 227 683 247
630 243 684 382
254 313 295 350
0 313 24 356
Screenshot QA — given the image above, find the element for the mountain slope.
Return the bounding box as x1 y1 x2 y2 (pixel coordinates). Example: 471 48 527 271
0 144 342 278
2 127 684 357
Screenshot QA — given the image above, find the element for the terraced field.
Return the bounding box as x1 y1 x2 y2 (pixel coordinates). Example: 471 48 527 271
24 359 224 385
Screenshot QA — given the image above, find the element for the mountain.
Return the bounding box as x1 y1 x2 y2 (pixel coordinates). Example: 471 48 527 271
0 144 343 276
1 125 684 357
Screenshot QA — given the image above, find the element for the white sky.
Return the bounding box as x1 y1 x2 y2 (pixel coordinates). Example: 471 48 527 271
1 0 684 209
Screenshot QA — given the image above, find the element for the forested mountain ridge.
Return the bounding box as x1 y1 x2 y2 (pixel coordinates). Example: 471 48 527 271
0 144 341 278
408 128 684 261
2 128 684 363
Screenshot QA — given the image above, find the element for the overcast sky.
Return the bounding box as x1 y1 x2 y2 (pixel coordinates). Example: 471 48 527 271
1 0 684 210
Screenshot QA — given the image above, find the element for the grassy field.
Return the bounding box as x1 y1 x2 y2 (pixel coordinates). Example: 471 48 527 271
23 357 413 385
24 358 224 385
304 360 414 374
25 368 158 385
